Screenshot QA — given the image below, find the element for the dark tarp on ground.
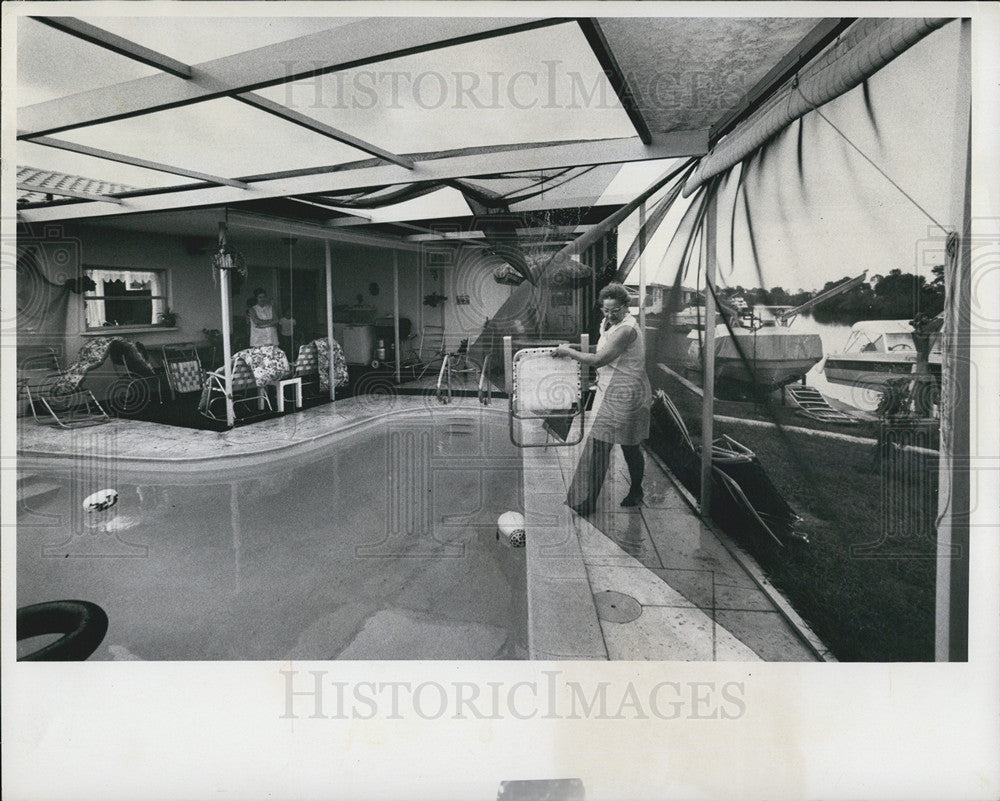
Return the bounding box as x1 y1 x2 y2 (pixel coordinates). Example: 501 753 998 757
647 391 806 553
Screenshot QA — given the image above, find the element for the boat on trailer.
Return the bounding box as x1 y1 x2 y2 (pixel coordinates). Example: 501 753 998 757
822 319 942 391
686 321 823 390
680 272 869 391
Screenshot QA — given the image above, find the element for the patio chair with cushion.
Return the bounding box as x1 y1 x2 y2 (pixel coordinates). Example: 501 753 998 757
17 347 110 429
198 345 289 422
292 338 349 398
291 340 321 398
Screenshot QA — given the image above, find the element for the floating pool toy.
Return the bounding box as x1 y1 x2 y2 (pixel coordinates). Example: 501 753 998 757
497 511 526 548
83 489 118 512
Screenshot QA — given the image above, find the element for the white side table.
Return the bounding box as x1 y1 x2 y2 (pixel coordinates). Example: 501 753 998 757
274 377 303 412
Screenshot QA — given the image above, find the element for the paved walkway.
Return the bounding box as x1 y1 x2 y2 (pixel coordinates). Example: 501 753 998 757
521 417 829 661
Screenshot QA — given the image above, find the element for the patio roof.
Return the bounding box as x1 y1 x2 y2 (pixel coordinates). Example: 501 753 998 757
15 13 838 237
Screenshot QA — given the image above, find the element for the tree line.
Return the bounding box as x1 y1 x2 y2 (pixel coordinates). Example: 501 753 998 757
719 267 945 324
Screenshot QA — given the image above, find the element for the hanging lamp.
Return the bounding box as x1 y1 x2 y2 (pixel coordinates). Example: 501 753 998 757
211 208 247 285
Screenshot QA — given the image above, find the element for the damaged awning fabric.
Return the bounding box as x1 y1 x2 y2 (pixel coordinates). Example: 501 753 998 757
684 17 950 196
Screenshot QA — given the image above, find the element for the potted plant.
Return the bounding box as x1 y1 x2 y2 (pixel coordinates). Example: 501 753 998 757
202 328 223 348
158 307 180 327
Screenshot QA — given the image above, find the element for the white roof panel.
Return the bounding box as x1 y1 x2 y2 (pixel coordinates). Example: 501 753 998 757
53 97 368 180
253 22 636 155
17 17 158 107
92 16 362 64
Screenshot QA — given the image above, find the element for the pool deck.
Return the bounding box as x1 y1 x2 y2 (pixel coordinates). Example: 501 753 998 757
522 423 831 661
16 395 833 661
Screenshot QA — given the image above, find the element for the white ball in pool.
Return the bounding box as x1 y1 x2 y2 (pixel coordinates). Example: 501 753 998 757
83 489 118 513
497 511 526 548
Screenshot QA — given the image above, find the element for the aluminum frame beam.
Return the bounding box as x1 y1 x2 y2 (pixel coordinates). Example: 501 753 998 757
234 93 413 169
23 134 250 189
286 197 373 220
404 224 592 242
226 210 424 252
576 19 652 145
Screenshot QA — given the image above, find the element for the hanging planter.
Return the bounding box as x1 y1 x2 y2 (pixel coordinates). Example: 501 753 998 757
212 245 246 276
211 218 247 286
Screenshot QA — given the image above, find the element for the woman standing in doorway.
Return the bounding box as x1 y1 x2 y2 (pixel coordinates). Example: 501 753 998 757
553 282 652 514
247 287 281 348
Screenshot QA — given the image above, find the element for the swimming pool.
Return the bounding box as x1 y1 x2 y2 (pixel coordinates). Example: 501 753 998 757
17 409 527 660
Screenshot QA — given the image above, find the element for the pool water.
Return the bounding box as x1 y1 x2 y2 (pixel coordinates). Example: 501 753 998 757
17 411 528 660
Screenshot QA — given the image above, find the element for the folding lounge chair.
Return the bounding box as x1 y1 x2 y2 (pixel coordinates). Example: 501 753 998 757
17 348 61 422
17 348 110 429
508 346 585 447
161 343 205 401
107 341 163 414
414 324 447 379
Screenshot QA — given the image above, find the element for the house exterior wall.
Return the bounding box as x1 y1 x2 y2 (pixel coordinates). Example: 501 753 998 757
438 245 516 354
18 223 513 402
32 227 430 359
52 223 221 360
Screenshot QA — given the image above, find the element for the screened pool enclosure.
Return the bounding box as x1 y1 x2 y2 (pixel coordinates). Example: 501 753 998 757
13 13 972 661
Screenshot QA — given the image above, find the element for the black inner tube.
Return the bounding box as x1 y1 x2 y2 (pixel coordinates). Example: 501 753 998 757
17 601 109 661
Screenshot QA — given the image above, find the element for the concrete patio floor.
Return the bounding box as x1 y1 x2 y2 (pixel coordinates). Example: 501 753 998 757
521 418 832 662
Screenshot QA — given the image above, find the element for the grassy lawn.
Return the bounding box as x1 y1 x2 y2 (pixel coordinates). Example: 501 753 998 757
653 372 938 662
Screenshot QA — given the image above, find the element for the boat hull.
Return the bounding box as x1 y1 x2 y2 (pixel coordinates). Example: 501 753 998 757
822 354 942 390
717 357 823 387
687 329 823 389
